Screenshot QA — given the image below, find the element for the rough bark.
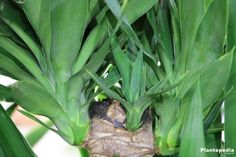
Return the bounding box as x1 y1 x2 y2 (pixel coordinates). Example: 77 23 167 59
84 100 155 157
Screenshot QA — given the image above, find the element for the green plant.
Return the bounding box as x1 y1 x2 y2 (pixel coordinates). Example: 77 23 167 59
225 0 236 154
0 104 35 157
90 0 235 156
89 40 152 131
0 0 110 146
143 0 233 156
0 0 236 157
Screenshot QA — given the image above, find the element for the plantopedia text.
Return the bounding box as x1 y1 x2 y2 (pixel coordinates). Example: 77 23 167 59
200 148 235 154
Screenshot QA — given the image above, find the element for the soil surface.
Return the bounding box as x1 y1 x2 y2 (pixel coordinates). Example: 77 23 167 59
85 100 155 157
89 99 152 128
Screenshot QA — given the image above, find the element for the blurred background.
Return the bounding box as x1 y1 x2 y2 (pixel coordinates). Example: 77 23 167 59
0 75 79 157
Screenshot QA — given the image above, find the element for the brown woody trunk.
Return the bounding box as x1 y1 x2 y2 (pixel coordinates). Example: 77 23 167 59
83 100 155 157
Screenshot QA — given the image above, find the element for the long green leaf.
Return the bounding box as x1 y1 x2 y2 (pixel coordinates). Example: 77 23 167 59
0 36 52 92
18 109 79 144
68 38 110 114
129 52 143 103
177 0 205 74
22 0 54 82
51 0 89 80
207 123 224 134
67 37 110 115
0 84 13 102
200 52 233 110
225 0 236 154
169 2 181 75
187 0 227 71
147 78 168 95
87 70 128 107
203 89 232 131
18 110 58 134
179 82 206 157
82 38 111 81
122 0 157 24
26 121 53 147
0 104 35 157
1 17 46 70
22 0 52 57
68 37 111 105
0 19 24 47
177 51 233 109
106 0 156 25
105 0 156 61
112 39 131 100
145 63 159 89
12 81 74 144
11 81 65 119
72 20 108 75
0 53 33 81
147 1 173 75
103 67 120 88
50 0 89 106
0 0 29 30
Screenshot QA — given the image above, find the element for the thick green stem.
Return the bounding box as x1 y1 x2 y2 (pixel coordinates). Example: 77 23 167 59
126 109 143 131
78 148 89 157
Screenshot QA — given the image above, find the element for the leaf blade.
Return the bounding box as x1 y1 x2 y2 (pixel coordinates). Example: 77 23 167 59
225 0 236 153
51 0 89 80
179 82 206 157
187 0 227 71
0 104 35 157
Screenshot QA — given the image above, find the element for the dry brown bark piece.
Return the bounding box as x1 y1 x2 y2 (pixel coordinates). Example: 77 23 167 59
84 101 155 157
